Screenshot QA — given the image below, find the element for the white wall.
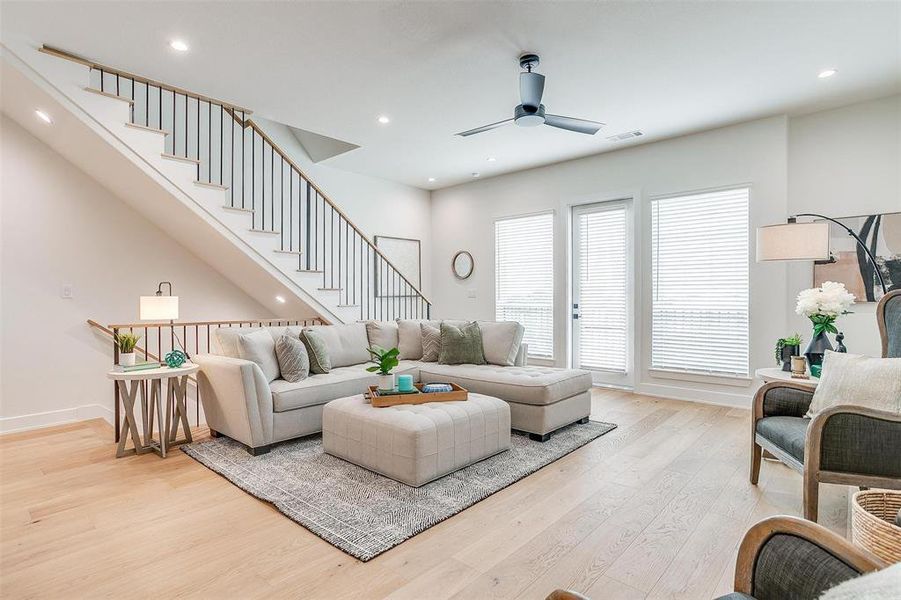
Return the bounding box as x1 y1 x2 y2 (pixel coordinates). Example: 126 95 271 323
787 95 901 358
253 116 433 298
0 116 270 432
431 116 790 406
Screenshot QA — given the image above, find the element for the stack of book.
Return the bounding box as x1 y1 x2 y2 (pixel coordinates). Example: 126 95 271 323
113 361 162 373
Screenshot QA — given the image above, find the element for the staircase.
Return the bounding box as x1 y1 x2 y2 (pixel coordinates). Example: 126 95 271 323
16 44 430 324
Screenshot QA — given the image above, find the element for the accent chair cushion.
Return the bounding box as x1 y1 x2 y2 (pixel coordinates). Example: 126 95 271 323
756 416 809 464
420 323 441 362
438 321 486 365
236 329 280 382
302 323 370 368
275 334 309 383
300 329 332 374
806 351 901 418
365 320 399 351
479 321 525 366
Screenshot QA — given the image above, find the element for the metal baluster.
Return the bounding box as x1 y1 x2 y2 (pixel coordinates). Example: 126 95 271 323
307 181 312 270
185 94 188 159
241 112 246 209
196 97 200 180
251 129 256 222
220 105 224 186
230 107 234 206
261 138 265 229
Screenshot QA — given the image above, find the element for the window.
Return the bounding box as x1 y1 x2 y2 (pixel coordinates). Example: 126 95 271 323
496 212 554 359
651 187 750 377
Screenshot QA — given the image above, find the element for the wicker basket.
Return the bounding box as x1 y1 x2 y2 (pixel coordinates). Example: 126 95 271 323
850 490 901 563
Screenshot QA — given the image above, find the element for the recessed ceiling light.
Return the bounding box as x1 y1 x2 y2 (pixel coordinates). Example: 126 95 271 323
472 172 481 178
428 177 436 183
34 109 52 124
275 295 286 304
377 115 390 124
170 39 190 52
487 157 496 162
818 69 837 79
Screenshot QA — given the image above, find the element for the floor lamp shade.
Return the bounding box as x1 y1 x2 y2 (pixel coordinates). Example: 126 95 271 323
756 222 830 262
139 295 179 320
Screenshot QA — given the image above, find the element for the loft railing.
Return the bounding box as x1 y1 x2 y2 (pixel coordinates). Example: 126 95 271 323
45 45 431 321
88 317 325 442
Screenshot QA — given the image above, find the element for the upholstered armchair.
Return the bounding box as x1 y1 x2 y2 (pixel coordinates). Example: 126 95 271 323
750 289 901 521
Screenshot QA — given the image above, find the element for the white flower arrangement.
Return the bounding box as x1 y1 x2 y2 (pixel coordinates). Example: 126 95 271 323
795 281 855 335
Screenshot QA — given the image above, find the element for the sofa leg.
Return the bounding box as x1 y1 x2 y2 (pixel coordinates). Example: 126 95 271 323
577 417 589 424
247 444 271 456
209 428 220 438
529 432 551 442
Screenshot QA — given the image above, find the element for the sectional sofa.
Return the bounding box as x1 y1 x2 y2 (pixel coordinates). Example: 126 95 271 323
194 320 593 454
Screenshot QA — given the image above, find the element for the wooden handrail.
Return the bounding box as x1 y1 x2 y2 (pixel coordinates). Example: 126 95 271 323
104 317 326 329
40 45 253 115
45 44 430 310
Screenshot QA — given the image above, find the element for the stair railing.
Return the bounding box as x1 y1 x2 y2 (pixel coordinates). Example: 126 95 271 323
44 45 431 322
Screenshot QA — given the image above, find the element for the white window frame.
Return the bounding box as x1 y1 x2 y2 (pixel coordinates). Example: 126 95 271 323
494 210 555 360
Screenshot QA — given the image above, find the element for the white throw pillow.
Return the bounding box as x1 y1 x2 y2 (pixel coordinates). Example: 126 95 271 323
365 320 399 350
302 323 370 368
806 351 901 418
478 321 525 366
236 329 280 382
213 327 263 358
396 319 439 360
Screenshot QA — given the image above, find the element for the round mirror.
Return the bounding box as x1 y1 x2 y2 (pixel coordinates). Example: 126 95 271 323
452 251 474 279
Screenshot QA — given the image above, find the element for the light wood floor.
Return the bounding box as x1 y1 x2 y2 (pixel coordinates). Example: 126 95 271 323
1 389 854 599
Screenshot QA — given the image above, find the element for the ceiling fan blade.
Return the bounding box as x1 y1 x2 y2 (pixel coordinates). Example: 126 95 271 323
519 72 545 108
544 114 604 135
455 118 514 137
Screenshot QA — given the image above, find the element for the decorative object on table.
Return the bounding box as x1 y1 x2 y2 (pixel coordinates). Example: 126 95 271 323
850 490 901 563
374 235 421 297
164 349 187 368
422 383 453 393
835 332 847 353
113 331 141 366
790 355 809 379
139 280 191 359
114 360 162 373
368 382 468 407
757 211 897 301
451 250 474 280
795 281 855 369
775 333 802 372
366 345 399 392
396 374 414 392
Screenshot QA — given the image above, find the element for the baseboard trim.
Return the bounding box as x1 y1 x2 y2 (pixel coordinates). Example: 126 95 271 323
635 381 751 408
0 404 114 435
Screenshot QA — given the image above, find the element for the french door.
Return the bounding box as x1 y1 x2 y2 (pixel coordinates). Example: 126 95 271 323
571 201 632 387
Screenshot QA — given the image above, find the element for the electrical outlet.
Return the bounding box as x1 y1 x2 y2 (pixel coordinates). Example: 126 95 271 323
467 289 477 299
61 284 74 299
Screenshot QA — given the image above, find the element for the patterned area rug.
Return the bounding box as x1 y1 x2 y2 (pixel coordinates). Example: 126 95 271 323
182 420 616 561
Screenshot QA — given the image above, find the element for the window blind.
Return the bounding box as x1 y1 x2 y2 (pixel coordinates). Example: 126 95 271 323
496 213 554 359
651 187 750 377
576 206 627 372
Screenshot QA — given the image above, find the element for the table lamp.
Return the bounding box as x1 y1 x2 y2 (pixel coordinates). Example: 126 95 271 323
140 281 190 359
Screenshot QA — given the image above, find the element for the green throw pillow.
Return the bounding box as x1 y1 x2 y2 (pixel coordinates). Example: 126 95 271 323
438 321 486 365
300 328 331 374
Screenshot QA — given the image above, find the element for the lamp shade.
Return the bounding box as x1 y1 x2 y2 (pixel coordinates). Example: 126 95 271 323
756 222 830 262
139 295 179 320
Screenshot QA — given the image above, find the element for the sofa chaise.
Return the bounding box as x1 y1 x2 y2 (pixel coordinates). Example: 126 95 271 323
194 320 593 454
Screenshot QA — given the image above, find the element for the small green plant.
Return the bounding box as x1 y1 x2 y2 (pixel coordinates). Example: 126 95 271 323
774 333 802 363
114 331 141 354
366 346 399 375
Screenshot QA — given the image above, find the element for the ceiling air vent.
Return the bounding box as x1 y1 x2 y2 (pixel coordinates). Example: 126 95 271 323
606 130 644 142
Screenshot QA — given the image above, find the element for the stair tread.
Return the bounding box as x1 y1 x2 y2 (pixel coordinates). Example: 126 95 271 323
125 122 169 136
194 181 229 190
273 249 302 255
84 87 135 105
161 153 200 165
296 269 324 274
318 288 343 291
337 304 360 308
222 205 254 213
248 228 280 234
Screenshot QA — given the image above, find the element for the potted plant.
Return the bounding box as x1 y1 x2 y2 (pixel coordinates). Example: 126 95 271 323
795 281 855 372
774 333 802 372
114 331 141 366
367 346 399 392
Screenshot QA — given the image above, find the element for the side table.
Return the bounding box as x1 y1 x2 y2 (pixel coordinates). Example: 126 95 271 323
107 364 199 458
755 367 819 388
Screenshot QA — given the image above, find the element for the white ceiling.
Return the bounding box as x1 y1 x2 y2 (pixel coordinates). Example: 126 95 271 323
2 1 900 190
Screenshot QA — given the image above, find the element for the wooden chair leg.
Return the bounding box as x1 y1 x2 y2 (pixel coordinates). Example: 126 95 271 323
750 441 762 485
803 469 819 522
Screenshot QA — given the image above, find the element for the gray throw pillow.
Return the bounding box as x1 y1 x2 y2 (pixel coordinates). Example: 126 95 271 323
438 321 486 365
236 329 280 382
420 323 441 362
275 334 309 383
300 328 331 374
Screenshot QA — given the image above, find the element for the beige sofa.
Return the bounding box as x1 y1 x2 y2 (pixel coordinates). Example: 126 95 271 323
194 321 592 454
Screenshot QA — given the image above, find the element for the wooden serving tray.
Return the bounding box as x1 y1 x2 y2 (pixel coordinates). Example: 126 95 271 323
367 383 468 407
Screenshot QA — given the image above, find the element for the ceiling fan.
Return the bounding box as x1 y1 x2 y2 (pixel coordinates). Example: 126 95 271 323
455 53 604 137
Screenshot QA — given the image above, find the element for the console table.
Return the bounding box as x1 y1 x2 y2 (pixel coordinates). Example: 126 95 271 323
107 364 199 458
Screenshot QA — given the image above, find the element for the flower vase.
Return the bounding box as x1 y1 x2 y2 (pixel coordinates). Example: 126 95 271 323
804 331 833 370
780 344 799 372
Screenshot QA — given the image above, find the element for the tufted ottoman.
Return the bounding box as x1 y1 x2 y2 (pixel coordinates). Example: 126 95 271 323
322 393 511 487
418 364 592 441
